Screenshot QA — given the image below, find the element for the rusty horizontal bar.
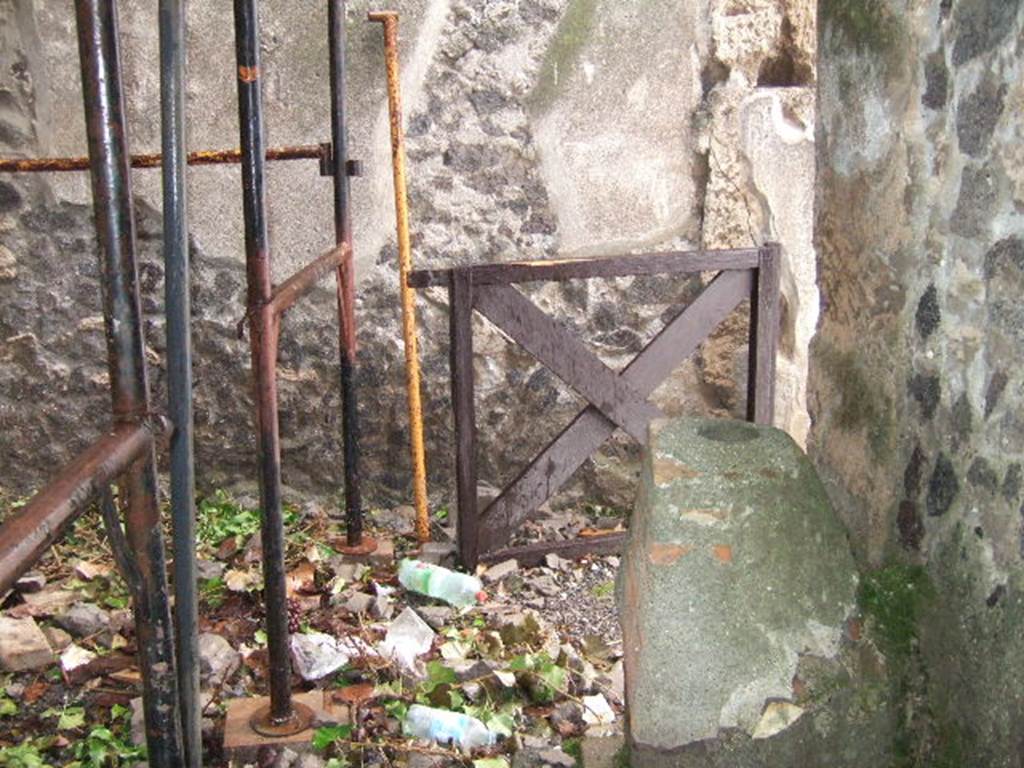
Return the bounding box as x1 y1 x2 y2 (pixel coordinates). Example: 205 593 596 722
0 143 328 173
0 423 153 594
479 531 628 568
267 243 349 318
407 248 762 288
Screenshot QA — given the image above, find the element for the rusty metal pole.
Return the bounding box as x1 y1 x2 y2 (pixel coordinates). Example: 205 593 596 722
158 0 200 763
368 10 431 542
233 0 311 736
328 0 372 552
0 144 330 173
0 426 155 594
75 0 184 764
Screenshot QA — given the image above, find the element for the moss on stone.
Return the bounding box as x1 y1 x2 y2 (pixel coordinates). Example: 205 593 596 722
820 0 902 56
858 564 934 661
931 721 967 768
528 0 599 112
797 658 851 705
818 343 894 460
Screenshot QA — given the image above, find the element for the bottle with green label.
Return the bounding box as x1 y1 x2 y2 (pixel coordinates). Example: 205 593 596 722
397 558 486 608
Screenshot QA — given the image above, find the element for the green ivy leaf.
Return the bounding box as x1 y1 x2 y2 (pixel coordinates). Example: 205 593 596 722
508 654 532 672
0 742 53 767
539 663 566 692
384 698 408 722
57 707 86 730
472 758 509 768
485 711 516 738
312 724 353 752
422 661 458 694
0 698 17 717
448 688 466 710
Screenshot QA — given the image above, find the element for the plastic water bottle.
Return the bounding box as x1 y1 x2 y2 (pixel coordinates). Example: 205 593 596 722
397 558 486 608
403 704 496 751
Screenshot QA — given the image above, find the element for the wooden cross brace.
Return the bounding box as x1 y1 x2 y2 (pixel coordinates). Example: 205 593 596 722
411 245 781 569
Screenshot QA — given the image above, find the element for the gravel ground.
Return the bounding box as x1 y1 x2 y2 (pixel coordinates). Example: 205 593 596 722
507 506 626 648
512 556 623 648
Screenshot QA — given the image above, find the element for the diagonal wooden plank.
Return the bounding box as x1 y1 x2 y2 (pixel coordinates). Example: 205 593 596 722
477 269 754 554
475 283 661 442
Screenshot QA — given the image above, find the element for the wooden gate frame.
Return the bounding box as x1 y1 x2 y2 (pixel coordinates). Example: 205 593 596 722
408 243 781 570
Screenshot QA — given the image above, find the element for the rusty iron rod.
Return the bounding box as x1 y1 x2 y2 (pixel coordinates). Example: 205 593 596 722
369 10 430 542
158 0 200 763
267 243 349 319
99 486 144 596
233 0 311 736
75 0 184 763
0 425 153 594
0 143 327 173
329 0 368 550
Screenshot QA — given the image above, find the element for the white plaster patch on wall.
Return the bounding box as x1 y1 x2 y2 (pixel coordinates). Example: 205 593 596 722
529 0 702 257
741 90 816 446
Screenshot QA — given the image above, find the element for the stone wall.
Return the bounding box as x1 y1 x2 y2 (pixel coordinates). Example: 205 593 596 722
811 0 1024 763
0 0 816 512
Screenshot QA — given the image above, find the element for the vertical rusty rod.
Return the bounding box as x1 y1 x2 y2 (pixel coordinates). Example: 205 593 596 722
75 0 184 764
233 0 295 731
159 0 200 763
369 10 431 542
329 0 366 548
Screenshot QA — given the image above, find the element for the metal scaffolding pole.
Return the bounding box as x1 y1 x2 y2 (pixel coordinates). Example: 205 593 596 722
329 0 370 551
158 0 200 764
75 0 184 763
232 0 311 735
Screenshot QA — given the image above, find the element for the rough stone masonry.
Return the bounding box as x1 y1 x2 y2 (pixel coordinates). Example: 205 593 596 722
812 0 1024 764
0 1 817 513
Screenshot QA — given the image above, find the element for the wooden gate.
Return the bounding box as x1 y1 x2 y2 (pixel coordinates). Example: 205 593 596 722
409 243 781 569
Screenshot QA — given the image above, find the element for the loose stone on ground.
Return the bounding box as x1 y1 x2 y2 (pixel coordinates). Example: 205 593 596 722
0 616 53 671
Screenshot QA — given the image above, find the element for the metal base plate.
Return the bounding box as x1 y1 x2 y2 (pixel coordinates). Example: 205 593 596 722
249 701 314 737
333 535 379 556
222 691 350 763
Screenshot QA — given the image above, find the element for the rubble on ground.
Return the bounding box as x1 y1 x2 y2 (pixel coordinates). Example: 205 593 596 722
0 493 628 767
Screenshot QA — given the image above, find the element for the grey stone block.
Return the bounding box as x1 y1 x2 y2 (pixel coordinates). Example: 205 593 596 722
620 418 873 765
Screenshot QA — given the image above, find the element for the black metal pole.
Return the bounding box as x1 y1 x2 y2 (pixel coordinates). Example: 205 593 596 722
233 0 309 735
74 0 184 764
328 0 365 548
158 0 200 764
